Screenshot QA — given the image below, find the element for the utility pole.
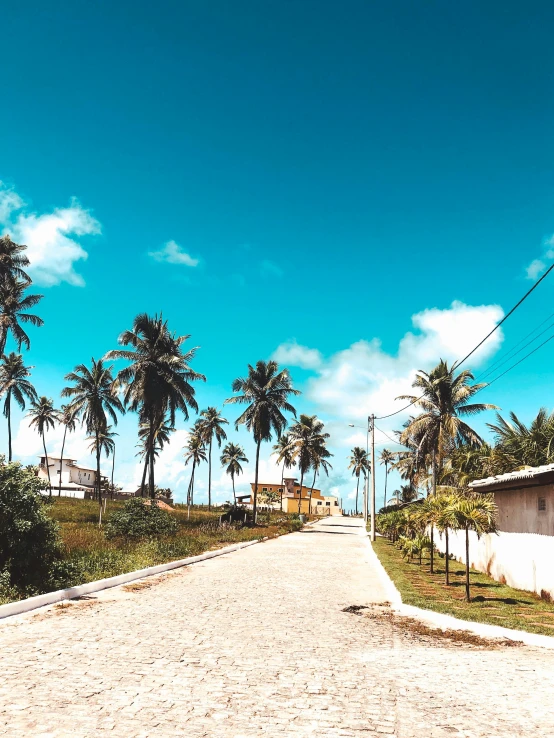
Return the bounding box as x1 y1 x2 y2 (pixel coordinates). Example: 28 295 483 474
363 415 370 524
370 413 376 541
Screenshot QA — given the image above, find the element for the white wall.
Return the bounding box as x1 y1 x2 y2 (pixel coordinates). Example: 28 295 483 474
434 529 554 599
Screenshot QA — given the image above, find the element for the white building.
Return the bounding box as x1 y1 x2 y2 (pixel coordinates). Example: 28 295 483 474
38 456 106 498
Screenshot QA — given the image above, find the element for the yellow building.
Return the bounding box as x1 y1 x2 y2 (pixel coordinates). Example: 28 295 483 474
244 477 342 515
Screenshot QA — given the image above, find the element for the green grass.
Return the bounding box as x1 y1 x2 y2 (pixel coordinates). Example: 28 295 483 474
19 497 301 593
373 536 554 637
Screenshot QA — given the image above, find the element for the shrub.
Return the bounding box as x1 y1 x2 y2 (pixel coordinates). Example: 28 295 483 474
0 460 67 595
105 497 178 539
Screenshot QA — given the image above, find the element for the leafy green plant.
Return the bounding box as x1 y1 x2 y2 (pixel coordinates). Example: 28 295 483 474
105 497 178 539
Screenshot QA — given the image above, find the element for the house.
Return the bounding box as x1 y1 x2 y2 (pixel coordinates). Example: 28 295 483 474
38 457 107 499
432 464 554 599
245 477 342 515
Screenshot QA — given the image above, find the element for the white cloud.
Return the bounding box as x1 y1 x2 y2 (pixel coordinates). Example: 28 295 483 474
13 417 94 469
272 340 323 370
525 235 554 280
148 240 199 267
0 181 101 287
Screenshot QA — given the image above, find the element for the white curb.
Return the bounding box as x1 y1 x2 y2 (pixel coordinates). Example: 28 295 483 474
0 537 266 621
366 536 554 650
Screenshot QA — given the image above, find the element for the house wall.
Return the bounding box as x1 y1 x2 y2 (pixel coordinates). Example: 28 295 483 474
493 484 554 535
312 496 342 516
433 528 554 599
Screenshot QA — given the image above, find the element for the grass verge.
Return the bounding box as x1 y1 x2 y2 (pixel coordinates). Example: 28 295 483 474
373 536 554 637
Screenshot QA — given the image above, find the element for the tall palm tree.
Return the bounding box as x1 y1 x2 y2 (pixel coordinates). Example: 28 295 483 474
225 360 299 523
198 407 228 511
308 437 333 513
272 432 294 510
184 423 207 518
0 352 37 461
106 313 205 498
289 414 330 514
0 279 43 356
27 396 57 495
397 360 497 498
56 404 78 496
379 448 395 508
220 442 248 504
62 359 124 523
348 446 369 515
0 235 32 284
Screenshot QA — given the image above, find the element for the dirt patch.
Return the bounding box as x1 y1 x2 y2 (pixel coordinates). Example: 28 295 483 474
123 580 155 593
360 605 522 649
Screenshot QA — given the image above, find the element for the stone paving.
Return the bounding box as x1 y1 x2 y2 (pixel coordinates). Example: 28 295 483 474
1 516 554 737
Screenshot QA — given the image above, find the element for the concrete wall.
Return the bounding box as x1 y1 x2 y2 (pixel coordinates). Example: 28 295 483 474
494 484 554 535
434 528 554 599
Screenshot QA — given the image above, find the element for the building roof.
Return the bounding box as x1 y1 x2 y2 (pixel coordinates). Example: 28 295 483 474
469 463 554 489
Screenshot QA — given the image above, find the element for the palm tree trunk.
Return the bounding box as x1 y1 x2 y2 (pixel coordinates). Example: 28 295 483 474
0 329 7 358
232 472 236 505
111 445 115 499
148 414 155 499
355 475 360 515
309 470 317 515
280 461 285 511
187 460 196 520
42 433 52 497
465 525 470 601
253 439 261 524
445 528 450 585
96 433 102 525
384 463 388 508
6 391 12 462
429 524 434 574
140 453 148 497
208 437 212 511
59 424 68 496
297 470 304 515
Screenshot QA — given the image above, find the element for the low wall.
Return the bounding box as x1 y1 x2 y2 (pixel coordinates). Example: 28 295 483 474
434 529 554 599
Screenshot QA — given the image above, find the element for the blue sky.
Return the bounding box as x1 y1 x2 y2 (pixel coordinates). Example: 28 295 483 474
2 1 554 508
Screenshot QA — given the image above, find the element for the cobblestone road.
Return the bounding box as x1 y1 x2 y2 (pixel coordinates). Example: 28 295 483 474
1 516 554 737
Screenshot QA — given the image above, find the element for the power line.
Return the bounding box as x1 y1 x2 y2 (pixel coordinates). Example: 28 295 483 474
477 318 554 382
374 263 554 420
374 424 405 447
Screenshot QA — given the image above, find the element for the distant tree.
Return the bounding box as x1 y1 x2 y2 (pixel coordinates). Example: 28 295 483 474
136 417 174 496
220 441 248 505
56 404 78 496
289 415 330 514
379 448 395 508
27 396 57 496
198 407 228 511
62 359 124 524
225 360 299 523
348 446 369 515
272 432 294 510
0 353 37 461
184 422 207 518
87 425 118 499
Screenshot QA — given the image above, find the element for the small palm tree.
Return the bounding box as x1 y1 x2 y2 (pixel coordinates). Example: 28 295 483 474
447 494 497 600
289 414 329 514
348 446 369 515
62 359 124 523
198 407 228 511
308 439 333 513
136 417 175 496
0 279 44 356
56 404 78 496
272 432 294 510
184 423 207 518
220 442 248 504
27 396 57 495
225 360 299 522
0 352 37 461
379 448 395 508
87 425 118 499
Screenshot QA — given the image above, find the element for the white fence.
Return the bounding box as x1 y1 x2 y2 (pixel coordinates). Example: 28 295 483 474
434 529 554 599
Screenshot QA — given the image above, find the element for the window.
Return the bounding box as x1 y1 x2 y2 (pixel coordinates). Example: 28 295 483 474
56 470 61 475
334 501 338 506
538 497 547 512
262 487 268 492
278 488 283 493
326 501 331 506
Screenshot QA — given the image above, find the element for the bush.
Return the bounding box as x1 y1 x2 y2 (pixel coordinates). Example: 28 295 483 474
0 460 67 596
105 497 178 539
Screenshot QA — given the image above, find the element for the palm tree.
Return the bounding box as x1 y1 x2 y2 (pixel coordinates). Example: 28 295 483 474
62 359 124 523
308 437 333 514
272 432 294 510
0 279 43 356
348 446 369 515
106 313 205 498
184 424 207 518
289 414 330 514
220 442 248 504
447 494 497 600
198 407 228 511
397 360 498 498
487 408 554 469
27 396 57 495
225 360 299 523
379 448 395 508
56 404 78 496
136 417 175 496
0 352 37 461
87 425 118 498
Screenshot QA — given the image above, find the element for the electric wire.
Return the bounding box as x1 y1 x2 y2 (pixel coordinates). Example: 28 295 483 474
477 318 554 382
374 263 554 420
